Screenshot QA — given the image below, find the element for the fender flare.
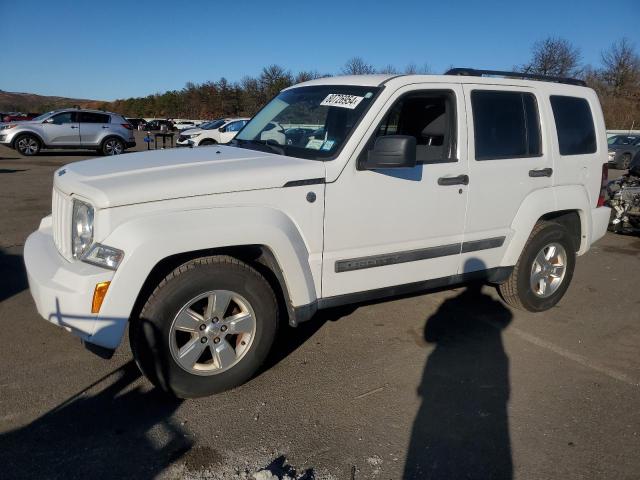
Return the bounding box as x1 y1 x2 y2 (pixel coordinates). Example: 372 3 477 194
92 206 317 345
501 185 592 266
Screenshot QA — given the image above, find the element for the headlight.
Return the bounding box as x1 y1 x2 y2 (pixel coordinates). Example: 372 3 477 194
186 133 200 138
0 124 17 130
82 244 124 270
72 199 94 259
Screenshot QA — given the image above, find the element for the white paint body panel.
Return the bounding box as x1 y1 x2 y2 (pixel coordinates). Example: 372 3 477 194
24 74 610 350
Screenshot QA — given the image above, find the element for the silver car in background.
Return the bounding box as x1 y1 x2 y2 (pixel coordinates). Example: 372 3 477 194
0 108 136 156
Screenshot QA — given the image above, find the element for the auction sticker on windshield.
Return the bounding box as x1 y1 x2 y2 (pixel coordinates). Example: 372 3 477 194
320 94 364 109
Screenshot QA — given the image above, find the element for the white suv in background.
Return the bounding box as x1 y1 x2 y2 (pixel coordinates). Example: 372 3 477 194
177 118 249 146
24 69 610 398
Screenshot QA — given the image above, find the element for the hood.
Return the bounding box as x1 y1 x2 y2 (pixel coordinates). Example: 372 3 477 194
180 127 204 135
54 145 326 208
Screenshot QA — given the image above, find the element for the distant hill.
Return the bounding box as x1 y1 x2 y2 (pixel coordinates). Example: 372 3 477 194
0 89 104 113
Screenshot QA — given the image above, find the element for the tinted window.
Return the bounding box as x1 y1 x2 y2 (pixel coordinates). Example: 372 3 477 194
550 96 596 155
79 112 110 123
49 112 76 125
472 91 541 160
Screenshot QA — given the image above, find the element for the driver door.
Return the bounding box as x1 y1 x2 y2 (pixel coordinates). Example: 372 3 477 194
321 84 469 299
41 111 80 146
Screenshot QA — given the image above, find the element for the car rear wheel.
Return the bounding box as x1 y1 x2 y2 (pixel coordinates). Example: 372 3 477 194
498 221 576 312
15 135 40 156
130 255 279 398
101 137 125 155
621 153 632 170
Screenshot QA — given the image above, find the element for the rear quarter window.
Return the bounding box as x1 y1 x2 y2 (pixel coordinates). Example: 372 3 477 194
550 96 596 156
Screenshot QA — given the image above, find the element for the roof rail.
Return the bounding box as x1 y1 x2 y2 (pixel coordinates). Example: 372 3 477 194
445 68 586 87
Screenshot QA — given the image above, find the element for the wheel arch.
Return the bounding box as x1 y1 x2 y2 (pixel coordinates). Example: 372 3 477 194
99 134 127 150
129 244 302 332
501 185 592 267
11 130 45 149
88 206 319 349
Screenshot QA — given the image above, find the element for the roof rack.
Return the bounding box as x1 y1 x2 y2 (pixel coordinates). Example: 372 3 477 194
445 68 586 87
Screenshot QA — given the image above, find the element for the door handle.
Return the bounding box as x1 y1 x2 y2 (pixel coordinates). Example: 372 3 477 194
70 126 78 129
102 126 110 129
438 174 469 186
529 168 553 177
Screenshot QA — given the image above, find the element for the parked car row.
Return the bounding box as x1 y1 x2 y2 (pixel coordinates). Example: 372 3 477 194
1 112 41 123
177 118 249 146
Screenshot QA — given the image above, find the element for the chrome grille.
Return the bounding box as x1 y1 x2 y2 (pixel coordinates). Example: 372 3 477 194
52 188 73 260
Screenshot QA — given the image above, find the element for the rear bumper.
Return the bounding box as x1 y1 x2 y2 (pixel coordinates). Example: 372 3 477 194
590 206 610 245
24 218 121 349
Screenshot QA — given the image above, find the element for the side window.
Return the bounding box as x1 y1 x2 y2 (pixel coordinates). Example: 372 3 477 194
550 96 596 156
49 112 76 125
226 121 243 132
471 91 541 160
79 112 110 123
360 91 457 164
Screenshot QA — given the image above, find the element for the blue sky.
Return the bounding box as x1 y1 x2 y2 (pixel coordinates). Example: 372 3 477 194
2 0 638 101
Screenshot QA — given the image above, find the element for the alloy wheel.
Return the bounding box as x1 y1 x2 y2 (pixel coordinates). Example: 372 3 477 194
169 290 257 376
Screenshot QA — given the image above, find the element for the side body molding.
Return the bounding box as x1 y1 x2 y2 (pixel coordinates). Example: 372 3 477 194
91 206 318 348
501 185 592 267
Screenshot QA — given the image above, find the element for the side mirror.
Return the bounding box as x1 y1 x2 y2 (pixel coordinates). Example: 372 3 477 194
361 135 417 170
218 126 226 133
43 118 54 124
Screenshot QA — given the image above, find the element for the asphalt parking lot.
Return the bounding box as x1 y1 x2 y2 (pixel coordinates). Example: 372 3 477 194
0 134 639 479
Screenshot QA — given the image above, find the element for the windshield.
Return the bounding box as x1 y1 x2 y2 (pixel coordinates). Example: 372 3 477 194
32 111 55 122
234 85 380 159
201 119 226 130
609 135 640 146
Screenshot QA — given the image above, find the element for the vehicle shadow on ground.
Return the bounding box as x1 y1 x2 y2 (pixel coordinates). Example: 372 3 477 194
403 282 513 479
0 248 29 303
260 304 357 374
0 360 191 480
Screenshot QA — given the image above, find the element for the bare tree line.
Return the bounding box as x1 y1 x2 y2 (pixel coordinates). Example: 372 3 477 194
96 37 639 130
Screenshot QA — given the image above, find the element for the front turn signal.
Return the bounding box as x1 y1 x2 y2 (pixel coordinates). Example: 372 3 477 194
92 281 111 313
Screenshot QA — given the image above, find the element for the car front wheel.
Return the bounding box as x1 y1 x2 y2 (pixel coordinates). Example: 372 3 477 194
498 221 576 312
15 135 41 156
130 255 278 398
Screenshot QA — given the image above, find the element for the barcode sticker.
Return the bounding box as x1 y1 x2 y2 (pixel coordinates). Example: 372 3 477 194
320 94 364 109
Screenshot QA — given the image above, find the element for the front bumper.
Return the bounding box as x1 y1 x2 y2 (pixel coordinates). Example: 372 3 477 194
24 218 118 348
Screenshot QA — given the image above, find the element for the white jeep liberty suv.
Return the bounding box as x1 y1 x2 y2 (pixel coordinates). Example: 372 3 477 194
24 68 611 398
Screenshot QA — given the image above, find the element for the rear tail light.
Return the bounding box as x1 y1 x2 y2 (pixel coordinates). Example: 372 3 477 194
597 164 608 207
121 123 133 130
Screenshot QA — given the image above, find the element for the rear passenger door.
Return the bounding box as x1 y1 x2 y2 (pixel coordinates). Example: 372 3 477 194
461 85 552 273
79 111 111 147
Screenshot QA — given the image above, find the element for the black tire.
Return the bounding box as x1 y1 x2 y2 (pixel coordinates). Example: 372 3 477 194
498 221 576 312
101 137 125 156
130 255 278 398
198 139 216 146
621 153 631 170
14 134 41 156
